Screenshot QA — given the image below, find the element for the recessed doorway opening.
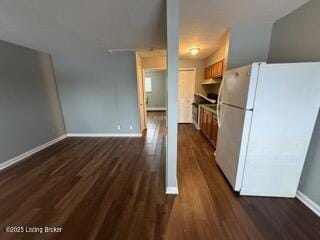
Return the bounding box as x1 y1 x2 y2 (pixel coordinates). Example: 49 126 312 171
144 69 167 130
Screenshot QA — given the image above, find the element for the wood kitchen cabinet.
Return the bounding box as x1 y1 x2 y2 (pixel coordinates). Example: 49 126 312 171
200 107 218 148
206 112 213 140
210 117 218 147
204 60 224 79
200 108 205 132
201 109 212 140
204 65 213 79
204 66 212 79
212 60 224 78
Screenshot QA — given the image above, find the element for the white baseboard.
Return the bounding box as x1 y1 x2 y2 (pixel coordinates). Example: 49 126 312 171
147 107 166 111
296 190 320 217
67 133 142 137
166 187 179 195
0 134 67 171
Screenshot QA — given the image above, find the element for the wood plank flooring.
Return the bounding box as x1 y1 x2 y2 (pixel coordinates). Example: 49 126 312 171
0 111 319 240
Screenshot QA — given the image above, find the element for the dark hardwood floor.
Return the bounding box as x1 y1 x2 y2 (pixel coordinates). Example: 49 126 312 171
0 111 319 240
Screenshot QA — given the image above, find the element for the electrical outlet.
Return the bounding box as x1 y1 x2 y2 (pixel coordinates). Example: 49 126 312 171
129 125 133 130
52 128 56 135
117 125 121 130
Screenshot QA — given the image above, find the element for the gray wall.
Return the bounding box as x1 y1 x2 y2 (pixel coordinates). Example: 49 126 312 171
268 0 320 205
0 40 66 164
228 23 273 69
166 0 179 192
299 113 320 205
54 52 141 134
268 0 320 63
145 71 166 109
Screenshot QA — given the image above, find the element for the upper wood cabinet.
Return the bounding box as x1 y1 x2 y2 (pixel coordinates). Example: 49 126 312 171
204 60 224 79
204 66 212 79
212 60 224 78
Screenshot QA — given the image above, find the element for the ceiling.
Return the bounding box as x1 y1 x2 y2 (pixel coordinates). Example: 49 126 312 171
0 0 309 60
0 0 166 57
180 0 309 59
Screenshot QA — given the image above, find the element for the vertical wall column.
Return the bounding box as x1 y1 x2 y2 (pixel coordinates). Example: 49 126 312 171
166 0 179 194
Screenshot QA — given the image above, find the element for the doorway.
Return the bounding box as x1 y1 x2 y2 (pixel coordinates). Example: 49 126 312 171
144 70 167 111
178 69 196 123
144 69 167 127
135 52 167 133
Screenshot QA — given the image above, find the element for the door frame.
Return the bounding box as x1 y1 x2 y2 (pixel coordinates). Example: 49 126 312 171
136 54 147 132
178 68 196 123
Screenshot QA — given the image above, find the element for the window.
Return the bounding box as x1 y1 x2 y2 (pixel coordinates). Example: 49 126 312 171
145 77 152 92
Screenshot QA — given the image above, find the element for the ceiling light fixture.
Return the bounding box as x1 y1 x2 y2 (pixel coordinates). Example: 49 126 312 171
189 48 200 56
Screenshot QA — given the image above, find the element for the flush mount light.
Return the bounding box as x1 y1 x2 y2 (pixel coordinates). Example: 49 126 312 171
189 48 200 56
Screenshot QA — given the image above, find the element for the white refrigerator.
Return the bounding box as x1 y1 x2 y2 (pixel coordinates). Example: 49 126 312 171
216 62 320 197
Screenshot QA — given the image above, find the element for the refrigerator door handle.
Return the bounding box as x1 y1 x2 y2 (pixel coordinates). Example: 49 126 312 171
217 103 221 128
217 77 224 128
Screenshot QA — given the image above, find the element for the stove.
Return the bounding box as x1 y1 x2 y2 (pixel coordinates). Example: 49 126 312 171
192 93 218 129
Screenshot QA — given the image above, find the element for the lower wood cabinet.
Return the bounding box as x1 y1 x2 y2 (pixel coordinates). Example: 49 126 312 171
210 117 218 147
200 107 218 148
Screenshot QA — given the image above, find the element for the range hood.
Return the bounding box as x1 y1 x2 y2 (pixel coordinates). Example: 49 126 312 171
201 78 221 85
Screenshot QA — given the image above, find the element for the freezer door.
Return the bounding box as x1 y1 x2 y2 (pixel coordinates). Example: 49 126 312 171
216 104 253 191
220 63 260 109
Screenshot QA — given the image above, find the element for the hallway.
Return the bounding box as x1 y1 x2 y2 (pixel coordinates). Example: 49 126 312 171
0 111 319 240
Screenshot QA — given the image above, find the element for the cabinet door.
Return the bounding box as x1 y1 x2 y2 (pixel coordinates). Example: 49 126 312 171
204 66 212 79
203 110 208 136
201 109 208 136
218 60 224 77
202 110 207 135
209 65 215 79
211 117 218 147
213 60 224 78
205 110 212 139
200 108 205 134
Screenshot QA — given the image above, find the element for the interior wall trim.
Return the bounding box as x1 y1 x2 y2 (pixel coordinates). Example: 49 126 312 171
67 133 142 137
296 190 320 217
147 107 167 111
0 134 67 171
166 187 179 195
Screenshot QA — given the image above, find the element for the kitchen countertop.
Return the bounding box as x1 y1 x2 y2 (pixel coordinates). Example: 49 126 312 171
195 93 216 104
200 104 217 115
